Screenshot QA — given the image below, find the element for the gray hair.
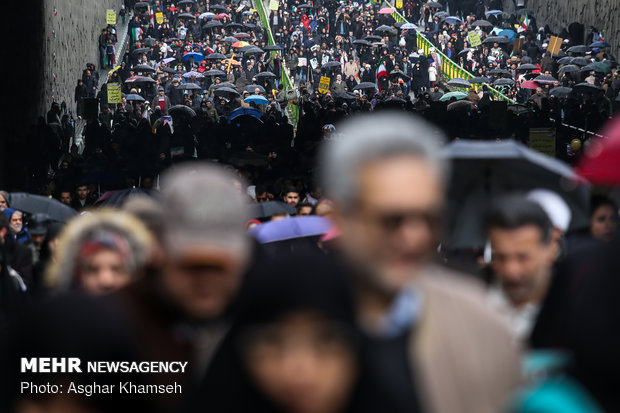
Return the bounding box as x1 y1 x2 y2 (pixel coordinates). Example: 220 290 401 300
318 112 448 208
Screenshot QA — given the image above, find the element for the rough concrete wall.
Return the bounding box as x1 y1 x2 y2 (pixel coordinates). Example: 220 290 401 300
503 0 619 59
41 0 123 116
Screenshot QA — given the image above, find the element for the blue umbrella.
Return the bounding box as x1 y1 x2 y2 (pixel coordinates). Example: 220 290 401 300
444 16 462 25
485 9 503 16
125 94 145 101
589 41 610 48
182 52 204 61
498 29 517 41
229 107 262 121
249 216 333 243
244 95 269 104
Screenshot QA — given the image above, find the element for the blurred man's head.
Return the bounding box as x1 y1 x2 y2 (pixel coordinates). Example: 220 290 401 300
283 187 300 208
320 113 447 295
159 164 251 320
484 196 558 307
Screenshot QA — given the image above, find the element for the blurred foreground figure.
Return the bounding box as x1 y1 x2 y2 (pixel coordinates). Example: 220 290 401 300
196 251 359 413
484 196 559 344
46 210 155 295
320 113 521 413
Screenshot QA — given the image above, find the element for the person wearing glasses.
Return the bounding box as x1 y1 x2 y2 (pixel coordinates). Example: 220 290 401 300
319 113 521 413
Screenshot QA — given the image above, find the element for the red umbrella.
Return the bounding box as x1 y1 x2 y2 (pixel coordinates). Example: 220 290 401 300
520 80 539 89
378 7 395 13
576 117 620 186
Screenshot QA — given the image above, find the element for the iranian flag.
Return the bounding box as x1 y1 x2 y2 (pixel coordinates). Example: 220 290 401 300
521 14 530 31
376 62 388 91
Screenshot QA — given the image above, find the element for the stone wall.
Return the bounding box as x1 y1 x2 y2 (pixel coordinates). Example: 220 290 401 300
41 0 124 116
503 0 619 59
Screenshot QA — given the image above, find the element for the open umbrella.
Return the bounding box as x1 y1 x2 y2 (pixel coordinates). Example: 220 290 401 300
567 45 589 54
232 32 251 38
576 117 620 185
444 16 462 25
161 67 181 74
182 52 204 61
177 82 201 90
534 74 558 85
204 69 226 76
214 87 240 97
169 105 197 117
485 9 503 16
334 92 357 101
549 87 573 98
250 201 297 219
353 39 371 46
210 4 227 11
249 216 333 243
255 71 277 79
205 52 227 60
297 4 314 9
8 193 77 222
229 107 262 121
375 25 393 33
125 94 145 101
447 100 474 111
134 2 149 10
516 63 538 71
558 64 580 73
243 46 264 55
178 0 196 7
322 61 341 69
390 70 411 81
441 140 589 249
425 1 443 8
244 84 266 93
125 76 156 84
178 12 196 19
589 41 611 48
507 104 534 115
520 80 539 89
493 78 515 86
182 71 205 78
203 20 223 28
573 82 600 94
572 57 590 66
131 48 151 56
232 40 250 48
244 95 269 104
221 36 239 43
213 82 236 90
400 23 418 30
489 68 512 76
585 62 611 73
440 91 468 101
483 36 510 44
557 57 574 65
353 82 377 91
471 20 493 27
434 11 448 18
470 76 491 84
96 188 155 208
263 45 283 51
199 11 216 19
447 78 471 88
378 7 395 14
364 35 382 42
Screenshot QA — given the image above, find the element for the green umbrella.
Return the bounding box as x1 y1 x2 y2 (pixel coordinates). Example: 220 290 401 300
585 61 611 73
440 91 468 101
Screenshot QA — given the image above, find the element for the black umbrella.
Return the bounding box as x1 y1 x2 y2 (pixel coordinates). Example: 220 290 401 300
221 36 239 43
557 56 573 65
353 39 371 46
447 77 471 88
572 57 589 66
334 92 357 101
390 70 411 81
132 48 151 56
214 87 240 97
161 67 181 74
263 45 283 51
567 45 589 54
96 189 155 208
134 2 149 9
458 47 475 56
482 36 510 44
178 12 196 19
232 32 251 38
364 35 382 41
255 71 277 79
322 61 341 69
250 201 297 219
244 85 266 93
549 87 572 98
353 82 377 91
213 82 236 90
127 76 157 84
375 25 392 33
493 78 515 86
177 82 201 90
385 97 406 103
203 20 223 28
210 4 227 11
178 0 195 6
204 69 226 76
205 52 227 60
243 46 264 55
572 82 600 94
469 76 491 84
143 37 157 46
471 20 493 27
558 64 580 73
489 68 512 76
297 4 314 8
534 74 558 84
226 23 245 30
425 1 443 8
8 193 77 222
133 64 156 73
516 63 538 71
169 105 197 117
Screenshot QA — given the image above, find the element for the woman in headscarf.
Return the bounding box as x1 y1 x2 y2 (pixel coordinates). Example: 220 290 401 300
196 251 360 413
45 210 154 295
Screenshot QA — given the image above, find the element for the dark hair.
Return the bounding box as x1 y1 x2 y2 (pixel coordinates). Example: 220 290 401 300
282 186 299 196
590 195 618 217
484 195 553 244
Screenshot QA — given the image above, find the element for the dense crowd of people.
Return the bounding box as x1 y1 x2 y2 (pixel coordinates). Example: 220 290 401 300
1 1 620 413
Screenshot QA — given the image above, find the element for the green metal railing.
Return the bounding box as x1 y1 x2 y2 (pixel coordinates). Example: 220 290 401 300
253 0 300 127
383 2 516 103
